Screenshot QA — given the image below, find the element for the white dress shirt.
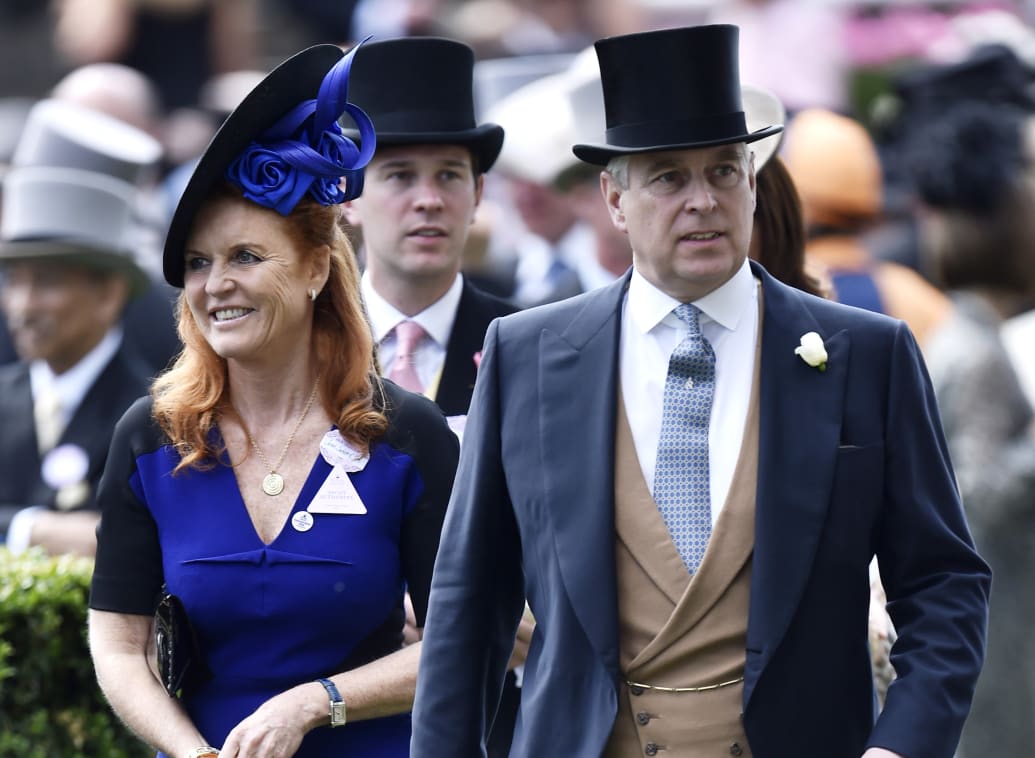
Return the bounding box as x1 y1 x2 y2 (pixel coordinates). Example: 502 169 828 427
29 326 124 430
362 272 464 400
620 259 760 525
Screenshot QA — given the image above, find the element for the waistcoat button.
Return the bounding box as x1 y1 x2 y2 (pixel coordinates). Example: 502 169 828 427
730 742 744 756
645 743 658 756
636 711 651 725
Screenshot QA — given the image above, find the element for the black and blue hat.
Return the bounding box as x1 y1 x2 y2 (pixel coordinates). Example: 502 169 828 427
163 42 375 287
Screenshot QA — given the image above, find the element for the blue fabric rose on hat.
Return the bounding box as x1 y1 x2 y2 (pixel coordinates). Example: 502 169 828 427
225 39 375 215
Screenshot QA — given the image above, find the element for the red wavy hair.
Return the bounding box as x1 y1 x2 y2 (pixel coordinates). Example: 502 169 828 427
152 183 387 474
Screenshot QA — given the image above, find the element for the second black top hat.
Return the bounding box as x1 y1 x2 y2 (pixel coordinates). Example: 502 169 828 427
573 25 782 166
347 37 504 172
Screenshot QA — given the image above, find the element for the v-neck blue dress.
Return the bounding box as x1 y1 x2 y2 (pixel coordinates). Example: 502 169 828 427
90 383 459 756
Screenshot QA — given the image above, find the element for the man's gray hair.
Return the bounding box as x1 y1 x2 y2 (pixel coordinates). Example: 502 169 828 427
606 155 631 190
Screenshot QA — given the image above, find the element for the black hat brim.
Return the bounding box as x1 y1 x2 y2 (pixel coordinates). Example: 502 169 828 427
573 124 783 166
344 123 505 173
163 44 346 288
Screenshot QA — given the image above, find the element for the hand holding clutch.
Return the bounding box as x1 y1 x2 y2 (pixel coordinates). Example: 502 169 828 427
154 588 212 698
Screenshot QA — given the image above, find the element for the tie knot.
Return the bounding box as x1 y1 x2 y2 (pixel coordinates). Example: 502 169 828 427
673 303 702 336
393 320 426 356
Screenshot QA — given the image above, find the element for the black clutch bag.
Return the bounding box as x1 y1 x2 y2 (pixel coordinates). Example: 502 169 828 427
154 587 211 698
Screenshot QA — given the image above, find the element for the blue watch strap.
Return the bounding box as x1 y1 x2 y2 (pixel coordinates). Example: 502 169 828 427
317 677 347 727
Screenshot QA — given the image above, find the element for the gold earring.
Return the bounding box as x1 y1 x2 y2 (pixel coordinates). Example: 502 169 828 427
309 288 317 302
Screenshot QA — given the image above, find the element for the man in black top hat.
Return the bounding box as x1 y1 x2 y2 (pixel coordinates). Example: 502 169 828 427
343 37 516 419
411 24 988 758
340 36 524 757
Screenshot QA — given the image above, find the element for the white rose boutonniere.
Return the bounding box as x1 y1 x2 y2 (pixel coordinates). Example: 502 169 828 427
794 331 828 371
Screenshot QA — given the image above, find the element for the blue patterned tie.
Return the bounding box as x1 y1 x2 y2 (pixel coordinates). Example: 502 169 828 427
654 303 716 573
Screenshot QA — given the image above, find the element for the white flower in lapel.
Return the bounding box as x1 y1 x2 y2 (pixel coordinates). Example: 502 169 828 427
794 331 828 372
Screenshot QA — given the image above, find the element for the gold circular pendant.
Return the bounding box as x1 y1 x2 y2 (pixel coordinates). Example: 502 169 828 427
262 472 285 496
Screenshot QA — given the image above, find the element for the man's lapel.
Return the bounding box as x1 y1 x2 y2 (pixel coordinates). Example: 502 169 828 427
436 283 509 416
532 265 852 686
0 365 42 472
61 349 145 472
745 263 851 702
538 276 628 676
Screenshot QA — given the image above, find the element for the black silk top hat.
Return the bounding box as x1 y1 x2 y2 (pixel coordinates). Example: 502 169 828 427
345 37 505 172
573 24 783 166
163 43 375 287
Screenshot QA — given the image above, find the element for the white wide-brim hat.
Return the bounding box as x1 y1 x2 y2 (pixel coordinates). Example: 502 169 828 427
486 47 603 187
742 84 786 171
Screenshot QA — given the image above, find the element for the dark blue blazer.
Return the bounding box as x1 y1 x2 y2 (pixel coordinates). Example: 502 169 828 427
0 344 152 533
412 263 990 758
434 280 516 417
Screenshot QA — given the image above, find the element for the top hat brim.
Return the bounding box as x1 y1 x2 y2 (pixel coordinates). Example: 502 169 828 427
163 44 346 288
572 124 784 167
343 123 505 173
0 238 150 297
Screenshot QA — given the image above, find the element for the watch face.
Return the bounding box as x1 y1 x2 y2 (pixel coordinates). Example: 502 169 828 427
330 700 347 726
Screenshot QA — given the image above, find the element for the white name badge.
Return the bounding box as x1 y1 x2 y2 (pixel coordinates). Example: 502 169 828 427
41 443 89 489
319 430 370 472
292 511 314 532
308 465 368 515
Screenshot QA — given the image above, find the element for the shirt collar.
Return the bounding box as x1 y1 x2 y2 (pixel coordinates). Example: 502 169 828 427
30 326 124 411
627 257 755 336
361 271 464 348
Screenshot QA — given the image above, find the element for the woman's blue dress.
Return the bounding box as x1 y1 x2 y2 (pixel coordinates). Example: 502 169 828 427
90 384 459 756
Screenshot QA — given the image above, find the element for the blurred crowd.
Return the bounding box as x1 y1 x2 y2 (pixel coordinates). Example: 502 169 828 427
2 1 1035 756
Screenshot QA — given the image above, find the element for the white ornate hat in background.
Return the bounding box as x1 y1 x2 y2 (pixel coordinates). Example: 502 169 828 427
742 83 786 170
485 46 602 187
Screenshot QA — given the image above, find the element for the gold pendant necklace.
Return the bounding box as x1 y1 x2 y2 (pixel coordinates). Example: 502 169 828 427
238 377 321 496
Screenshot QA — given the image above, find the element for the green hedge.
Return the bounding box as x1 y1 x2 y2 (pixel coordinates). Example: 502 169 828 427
0 547 151 757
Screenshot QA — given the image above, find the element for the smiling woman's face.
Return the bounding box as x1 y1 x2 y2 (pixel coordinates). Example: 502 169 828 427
183 195 324 366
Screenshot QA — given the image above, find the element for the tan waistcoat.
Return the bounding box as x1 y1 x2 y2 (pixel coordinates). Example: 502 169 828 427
604 326 761 758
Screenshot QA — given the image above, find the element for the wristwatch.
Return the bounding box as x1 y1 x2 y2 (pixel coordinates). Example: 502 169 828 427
317 678 347 727
185 747 219 758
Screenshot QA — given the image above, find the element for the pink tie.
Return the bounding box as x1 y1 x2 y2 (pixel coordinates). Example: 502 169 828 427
388 320 426 393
